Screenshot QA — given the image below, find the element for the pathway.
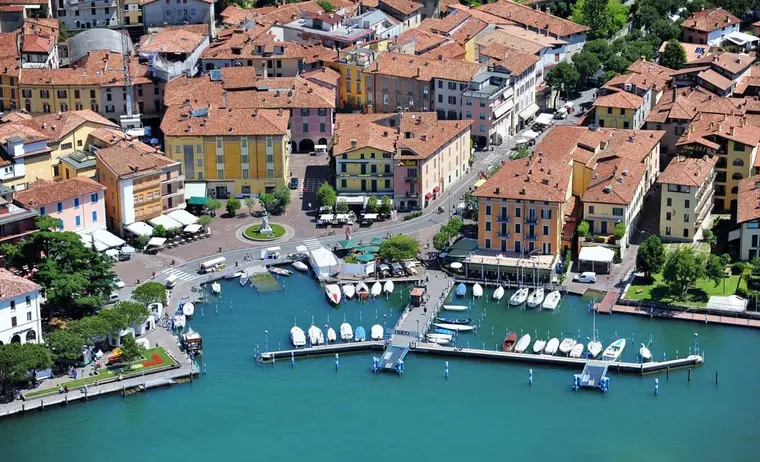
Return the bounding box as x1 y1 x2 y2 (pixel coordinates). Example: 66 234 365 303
608 304 760 328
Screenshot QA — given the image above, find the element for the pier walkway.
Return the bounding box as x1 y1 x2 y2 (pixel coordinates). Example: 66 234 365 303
602 304 760 328
390 270 453 346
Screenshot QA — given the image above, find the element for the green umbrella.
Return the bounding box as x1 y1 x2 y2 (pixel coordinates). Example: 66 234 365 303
338 239 357 249
356 254 376 262
357 245 380 253
370 237 383 246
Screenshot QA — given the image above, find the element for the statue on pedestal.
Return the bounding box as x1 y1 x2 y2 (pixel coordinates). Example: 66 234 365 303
260 209 273 235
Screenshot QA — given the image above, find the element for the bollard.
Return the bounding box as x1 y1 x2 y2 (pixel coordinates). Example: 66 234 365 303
40 399 44 410
666 367 670 380
715 370 719 385
398 359 404 374
372 357 378 373
654 378 659 395
445 361 449 379
291 351 295 366
528 368 533 386
335 353 339 370
688 368 692 381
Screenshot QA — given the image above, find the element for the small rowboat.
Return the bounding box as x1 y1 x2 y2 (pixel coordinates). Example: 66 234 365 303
602 338 626 362
569 343 584 358
640 343 652 362
514 334 531 353
211 282 221 294
342 284 355 299
502 332 517 352
292 261 308 272
356 282 369 300
354 326 366 342
427 333 453 345
436 317 471 325
370 324 384 341
371 282 382 297
559 337 577 355
383 280 394 294
544 337 559 355
327 327 337 343
325 284 341 305
532 339 547 354
270 267 292 276
340 323 353 341
493 286 504 301
455 283 466 297
473 283 483 298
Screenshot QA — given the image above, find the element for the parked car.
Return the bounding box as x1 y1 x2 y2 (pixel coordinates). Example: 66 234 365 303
289 177 299 190
113 277 125 289
108 292 120 303
391 263 405 277
573 272 597 283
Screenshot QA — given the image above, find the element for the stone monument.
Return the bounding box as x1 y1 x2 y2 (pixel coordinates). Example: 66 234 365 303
259 209 273 235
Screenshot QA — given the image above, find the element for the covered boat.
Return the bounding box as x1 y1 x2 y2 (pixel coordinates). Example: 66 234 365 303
370 324 384 341
509 288 529 306
308 325 325 345
602 338 626 362
569 343 585 358
559 337 577 355
542 290 561 310
426 333 453 345
436 317 471 325
371 282 382 297
532 339 547 354
443 304 468 312
383 280 394 294
224 271 243 280
173 314 186 329
211 282 221 294
473 283 483 298
587 339 603 358
502 332 517 352
327 327 337 343
544 338 559 355
493 286 504 301
290 326 306 347
356 282 369 300
270 267 292 276
181 327 202 353
340 323 353 341
455 283 467 297
527 288 544 308
292 261 308 272
514 334 531 353
354 326 366 342
640 343 652 362
431 327 456 336
432 322 475 332
182 302 195 318
342 284 356 299
325 284 342 305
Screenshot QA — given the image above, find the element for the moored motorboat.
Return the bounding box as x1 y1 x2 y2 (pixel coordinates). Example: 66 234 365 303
292 261 308 272
443 304 468 312
270 267 292 276
325 284 342 305
569 343 585 358
211 282 221 295
587 339 603 358
239 274 248 286
532 338 547 354
436 317 471 325
383 280 394 294
493 286 505 301
544 337 559 355
502 332 517 352
527 288 545 308
640 343 652 362
172 314 186 329
290 326 306 347
426 333 453 345
181 327 203 354
431 327 456 336
370 324 384 340
327 327 337 343
356 282 369 300
432 323 475 332
542 290 561 310
514 334 531 353
602 338 626 362
473 283 483 298
182 302 195 318
455 283 467 297
342 284 356 299
371 282 382 297
559 337 577 355
340 322 353 341
224 271 244 280
354 326 366 342
308 325 324 346
509 288 529 306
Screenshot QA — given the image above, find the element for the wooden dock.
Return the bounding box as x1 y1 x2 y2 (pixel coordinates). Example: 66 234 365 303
606 304 760 328
259 341 385 362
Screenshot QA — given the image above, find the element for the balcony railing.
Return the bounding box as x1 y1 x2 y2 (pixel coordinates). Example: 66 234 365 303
162 174 185 185
497 232 511 239
525 216 538 224
525 234 539 241
496 215 511 223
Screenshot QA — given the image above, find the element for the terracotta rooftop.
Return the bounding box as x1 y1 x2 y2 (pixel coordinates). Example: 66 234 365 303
448 18 488 45
417 10 471 35
0 111 32 123
677 113 760 149
161 106 290 137
477 25 565 56
16 177 105 207
681 7 740 33
96 142 174 178
219 4 258 25
138 27 207 54
581 157 647 205
474 154 572 203
419 41 466 60
301 66 341 86
735 65 760 94
201 32 336 64
603 72 668 93
698 68 734 91
395 28 449 53
479 43 540 75
593 91 644 110
19 50 151 87
697 51 754 76
380 0 423 16
0 268 40 300
658 41 712 63
448 4 513 24
646 86 741 124
368 52 485 82
0 123 48 146
15 110 116 143
0 32 20 77
476 0 589 37
657 155 717 187
737 176 760 223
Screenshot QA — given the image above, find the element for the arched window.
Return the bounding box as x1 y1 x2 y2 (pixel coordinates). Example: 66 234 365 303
733 158 744 167
25 330 36 343
732 172 744 180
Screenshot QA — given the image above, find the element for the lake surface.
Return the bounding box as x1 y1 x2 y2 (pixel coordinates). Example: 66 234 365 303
2 273 758 461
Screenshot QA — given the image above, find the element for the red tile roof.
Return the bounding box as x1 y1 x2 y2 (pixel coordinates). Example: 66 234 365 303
16 110 117 142
138 27 207 54
301 66 341 87
697 68 734 91
0 268 40 300
581 156 647 205
19 51 152 87
737 176 760 223
681 7 740 33
161 106 290 137
15 177 105 207
479 43 540 75
657 155 717 187
368 52 485 82
593 91 644 110
476 0 588 37
677 113 760 149
474 154 572 203
379 0 423 16
96 142 174 178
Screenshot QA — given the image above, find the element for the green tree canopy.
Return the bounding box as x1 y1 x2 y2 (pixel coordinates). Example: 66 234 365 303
705 254 725 289
604 54 631 74
613 222 626 240
365 196 379 213
636 235 665 279
316 0 334 11
152 225 167 238
584 39 612 62
546 62 580 101
259 193 275 212
226 197 242 216
244 197 256 215
649 19 681 44
206 198 222 217
336 200 349 213
379 196 392 215
118 334 141 368
572 0 629 39
572 51 601 85
198 215 213 228
379 235 419 261
663 247 705 297
433 232 449 251
112 301 149 328
131 282 167 306
0 343 53 394
271 185 292 213
45 329 86 362
660 39 687 70
576 220 590 237
316 182 337 208
35 215 62 231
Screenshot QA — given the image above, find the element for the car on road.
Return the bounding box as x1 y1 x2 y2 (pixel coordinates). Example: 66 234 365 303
289 177 299 189
573 272 597 283
113 277 125 289
108 292 120 303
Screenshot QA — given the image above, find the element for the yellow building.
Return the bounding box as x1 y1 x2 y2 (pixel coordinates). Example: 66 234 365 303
161 106 290 198
593 91 647 130
327 43 386 111
657 156 716 242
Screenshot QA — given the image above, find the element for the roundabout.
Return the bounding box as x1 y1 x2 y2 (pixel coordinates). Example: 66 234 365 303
243 223 287 241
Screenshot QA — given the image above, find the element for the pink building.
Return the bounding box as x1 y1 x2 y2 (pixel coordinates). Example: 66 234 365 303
15 177 106 234
292 107 333 152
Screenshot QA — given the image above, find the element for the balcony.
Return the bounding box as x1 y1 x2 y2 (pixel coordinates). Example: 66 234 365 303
162 174 185 185
496 215 511 223
526 234 539 241
525 216 538 224
497 232 511 239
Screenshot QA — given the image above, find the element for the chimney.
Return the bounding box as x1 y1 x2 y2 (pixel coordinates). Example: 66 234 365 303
351 139 357 149
222 90 228 108
416 67 420 77
730 126 735 136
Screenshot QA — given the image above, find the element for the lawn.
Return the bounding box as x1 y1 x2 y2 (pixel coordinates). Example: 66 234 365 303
24 347 177 399
244 224 286 240
624 273 741 307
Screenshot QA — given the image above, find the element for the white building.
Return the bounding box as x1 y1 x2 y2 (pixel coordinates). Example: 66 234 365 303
0 269 43 345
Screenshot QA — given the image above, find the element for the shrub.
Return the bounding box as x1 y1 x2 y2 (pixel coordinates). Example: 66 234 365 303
613 222 626 240
577 220 590 237
732 262 747 275
403 210 422 220
594 235 606 243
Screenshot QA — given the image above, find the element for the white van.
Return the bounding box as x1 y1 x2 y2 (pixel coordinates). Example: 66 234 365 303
165 274 178 289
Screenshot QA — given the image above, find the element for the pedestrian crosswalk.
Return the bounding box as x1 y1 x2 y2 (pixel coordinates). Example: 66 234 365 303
161 267 201 282
303 238 322 250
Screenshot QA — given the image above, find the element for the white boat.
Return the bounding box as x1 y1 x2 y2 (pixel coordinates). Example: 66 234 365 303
225 271 244 279
443 305 468 312
640 343 652 362
342 284 356 299
211 282 221 295
383 280 394 294
473 283 483 298
569 343 585 358
544 338 559 355
371 282 382 297
340 323 353 341
587 307 602 358
492 286 504 301
292 261 308 272
527 288 545 308
433 322 476 332
308 325 325 346
325 284 341 305
532 339 547 354
602 338 626 362
426 333 453 345
356 282 369 297
558 337 577 355
514 334 531 353
173 314 186 329
239 274 248 286
327 327 337 343
542 290 561 310
182 302 195 318
290 326 306 347
370 324 384 340
509 288 529 306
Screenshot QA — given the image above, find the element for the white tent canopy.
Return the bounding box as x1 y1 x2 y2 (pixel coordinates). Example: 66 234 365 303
183 224 202 234
81 234 108 251
336 195 366 206
149 215 182 229
147 237 167 248
105 249 119 258
92 229 125 249
125 221 153 237
579 246 614 263
168 209 199 226
535 113 553 125
522 130 540 140
309 247 339 278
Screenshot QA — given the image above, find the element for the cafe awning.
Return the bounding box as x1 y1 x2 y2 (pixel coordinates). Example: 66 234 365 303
535 113 553 125
92 229 125 249
184 224 202 234
370 237 383 245
356 253 376 262
168 209 199 226
519 102 539 120
474 179 486 188
357 245 380 253
433 186 440 193
338 239 357 249
147 237 167 248
125 221 153 237
149 215 182 230
425 192 433 200
187 196 208 206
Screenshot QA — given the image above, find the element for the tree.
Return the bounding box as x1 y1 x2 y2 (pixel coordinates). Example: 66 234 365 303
613 222 626 240
571 0 627 39
57 20 68 43
663 247 705 297
271 185 292 213
118 333 141 368
660 39 687 70
336 200 349 213
634 4 659 28
35 215 62 231
463 192 478 220
650 19 681 44
379 196 392 215
226 197 242 216
45 329 86 363
636 235 665 279
705 254 726 291
572 51 601 86
604 54 631 74
379 235 419 261
584 39 612 62
152 225 167 238
316 182 337 208
206 198 222 217
198 215 213 229
433 232 449 251
69 315 113 343
316 0 334 11
259 193 275 212
546 62 579 105
512 146 531 160
112 301 149 329
366 196 379 213
0 343 52 395
576 220 590 237
131 282 167 306
133 235 150 249
600 70 619 84
244 197 255 216
445 216 464 235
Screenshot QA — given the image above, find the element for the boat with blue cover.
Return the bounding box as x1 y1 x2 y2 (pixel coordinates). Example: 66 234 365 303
354 326 366 342
437 317 471 325
455 283 466 297
431 327 457 336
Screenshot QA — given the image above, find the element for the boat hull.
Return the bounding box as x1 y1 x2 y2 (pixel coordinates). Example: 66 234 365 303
443 305 468 312
433 323 475 332
514 334 531 353
509 289 529 306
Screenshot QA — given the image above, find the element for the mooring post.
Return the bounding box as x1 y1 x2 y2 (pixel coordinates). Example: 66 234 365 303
528 368 533 386
335 353 339 371
654 378 659 396
715 370 719 385
688 368 692 381
444 361 449 379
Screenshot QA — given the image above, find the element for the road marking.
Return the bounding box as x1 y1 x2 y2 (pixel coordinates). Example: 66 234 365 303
303 238 322 250
162 267 201 282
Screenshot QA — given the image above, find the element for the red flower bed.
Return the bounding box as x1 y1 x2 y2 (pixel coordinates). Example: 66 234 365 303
141 353 164 367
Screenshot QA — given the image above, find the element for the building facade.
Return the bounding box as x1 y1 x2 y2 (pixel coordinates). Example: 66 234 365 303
15 177 106 234
657 156 716 242
0 269 43 345
680 8 740 46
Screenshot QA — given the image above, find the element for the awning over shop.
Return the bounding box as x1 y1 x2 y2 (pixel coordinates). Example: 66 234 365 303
519 102 540 120
184 224 202 234
336 195 366 206
433 186 440 193
187 196 208 206
579 246 614 263
535 113 553 125
92 229 125 249
424 192 433 200
357 245 380 253
338 239 357 249
149 215 182 230
522 130 540 140
125 221 153 237
105 249 119 258
473 179 486 188
85 236 108 251
168 209 199 226
147 237 167 248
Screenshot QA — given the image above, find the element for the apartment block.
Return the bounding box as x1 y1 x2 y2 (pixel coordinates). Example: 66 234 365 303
657 155 717 242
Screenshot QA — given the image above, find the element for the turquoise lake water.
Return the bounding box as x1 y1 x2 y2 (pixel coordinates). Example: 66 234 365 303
2 273 759 461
